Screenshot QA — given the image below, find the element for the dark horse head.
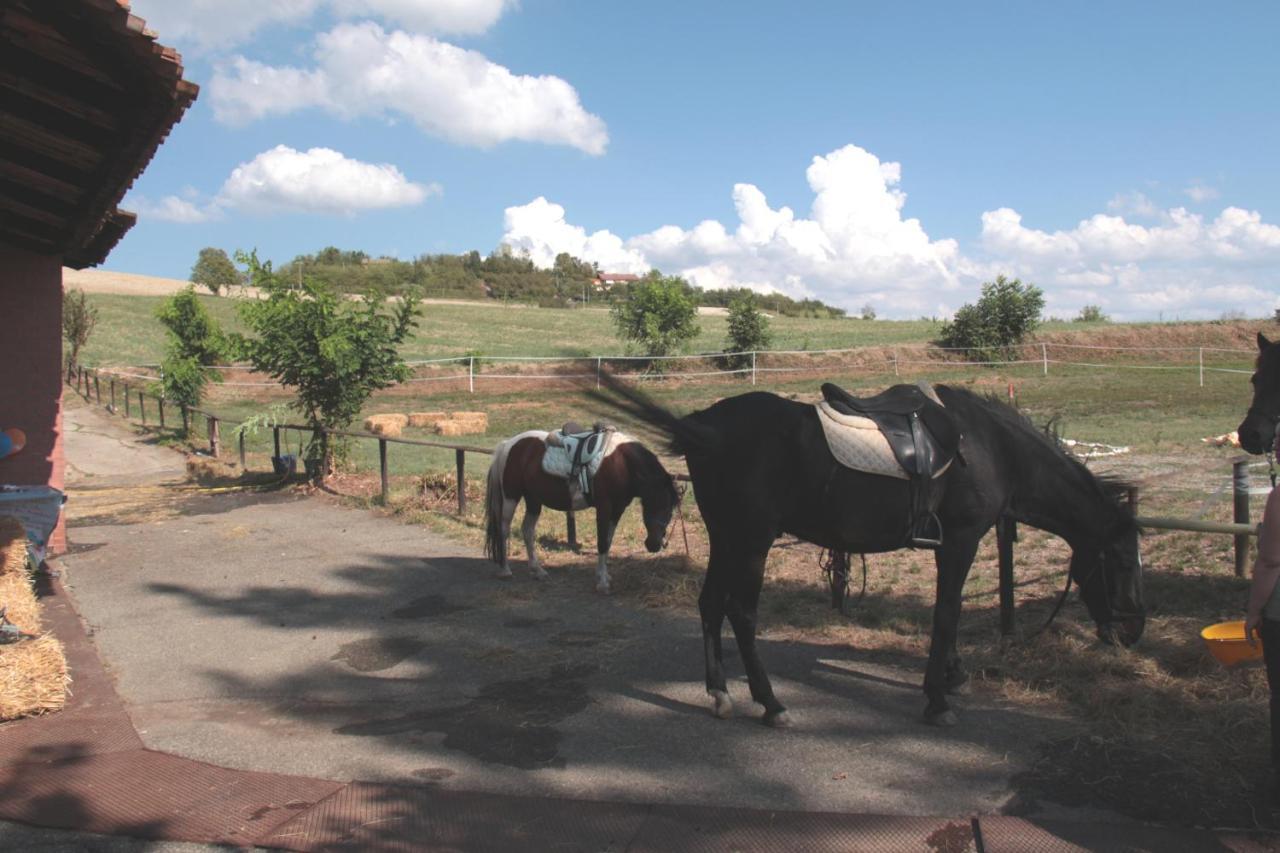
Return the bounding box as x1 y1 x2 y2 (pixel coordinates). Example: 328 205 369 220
1070 481 1145 647
1237 332 1280 455
618 442 681 552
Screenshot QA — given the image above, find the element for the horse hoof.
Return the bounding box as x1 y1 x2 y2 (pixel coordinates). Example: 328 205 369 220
531 568 549 581
763 709 791 728
495 568 513 581
946 680 971 696
595 582 611 595
924 709 958 727
710 691 733 719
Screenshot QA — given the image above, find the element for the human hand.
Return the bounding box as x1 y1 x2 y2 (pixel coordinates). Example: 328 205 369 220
1246 615 1262 648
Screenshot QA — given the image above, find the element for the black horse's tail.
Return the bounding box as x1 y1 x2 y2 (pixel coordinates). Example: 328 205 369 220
483 441 509 565
590 371 718 457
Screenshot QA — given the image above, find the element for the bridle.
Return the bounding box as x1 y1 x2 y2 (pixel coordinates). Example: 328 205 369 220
1244 403 1280 486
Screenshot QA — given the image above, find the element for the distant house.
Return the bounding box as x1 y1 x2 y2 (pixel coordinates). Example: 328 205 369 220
592 272 641 291
0 1 197 552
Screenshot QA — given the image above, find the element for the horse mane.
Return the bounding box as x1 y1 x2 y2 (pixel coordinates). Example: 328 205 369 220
623 439 679 500
956 387 1137 518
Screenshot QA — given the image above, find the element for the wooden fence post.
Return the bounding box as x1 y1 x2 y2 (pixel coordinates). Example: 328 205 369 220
455 448 466 515
158 398 166 429
123 384 131 417
138 392 146 425
94 373 101 402
379 438 389 504
1234 457 1251 577
273 426 281 460
239 429 247 468
181 404 190 435
109 379 116 412
208 416 220 458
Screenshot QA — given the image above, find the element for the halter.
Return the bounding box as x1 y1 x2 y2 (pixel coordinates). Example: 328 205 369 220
1245 404 1280 487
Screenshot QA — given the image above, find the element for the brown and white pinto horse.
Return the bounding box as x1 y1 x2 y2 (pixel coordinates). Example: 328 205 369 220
483 430 680 593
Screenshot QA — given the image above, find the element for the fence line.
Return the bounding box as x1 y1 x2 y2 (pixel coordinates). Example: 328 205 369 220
91 340 1256 397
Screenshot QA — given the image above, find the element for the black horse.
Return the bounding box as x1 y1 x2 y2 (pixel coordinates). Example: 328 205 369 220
596 377 1145 727
1237 332 1280 455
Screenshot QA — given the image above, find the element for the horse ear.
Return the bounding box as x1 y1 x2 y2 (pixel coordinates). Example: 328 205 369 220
1260 331 1272 351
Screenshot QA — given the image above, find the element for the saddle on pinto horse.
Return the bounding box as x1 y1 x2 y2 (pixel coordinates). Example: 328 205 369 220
542 422 615 503
818 382 961 548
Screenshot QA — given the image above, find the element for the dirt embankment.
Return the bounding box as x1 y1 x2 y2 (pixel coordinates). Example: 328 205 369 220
1036 319 1272 351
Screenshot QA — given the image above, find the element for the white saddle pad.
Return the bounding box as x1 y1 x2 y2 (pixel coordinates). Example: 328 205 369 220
815 402 906 479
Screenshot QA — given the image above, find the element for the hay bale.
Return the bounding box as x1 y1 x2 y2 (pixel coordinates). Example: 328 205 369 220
0 518 69 721
362 414 408 437
0 635 69 720
0 516 25 577
434 415 488 436
451 411 486 421
408 411 447 429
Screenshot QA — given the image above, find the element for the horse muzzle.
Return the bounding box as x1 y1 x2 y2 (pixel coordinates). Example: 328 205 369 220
645 536 664 553
1097 611 1145 648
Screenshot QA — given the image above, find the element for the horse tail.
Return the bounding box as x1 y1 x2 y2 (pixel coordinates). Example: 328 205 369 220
483 439 511 565
591 371 718 457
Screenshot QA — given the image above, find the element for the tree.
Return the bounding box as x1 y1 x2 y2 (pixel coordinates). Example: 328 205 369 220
937 275 1045 361
723 292 772 369
189 247 240 296
156 287 227 417
859 303 877 321
62 287 98 369
233 250 420 479
610 274 700 361
1074 304 1109 323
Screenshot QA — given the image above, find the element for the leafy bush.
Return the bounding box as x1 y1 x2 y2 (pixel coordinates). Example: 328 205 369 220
610 274 700 362
157 287 227 365
1074 304 1109 323
190 247 240 296
937 275 1045 361
156 287 227 418
722 293 772 370
62 287 98 369
233 250 419 479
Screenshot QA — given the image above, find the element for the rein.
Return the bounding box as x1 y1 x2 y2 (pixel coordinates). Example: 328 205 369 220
1030 553 1106 639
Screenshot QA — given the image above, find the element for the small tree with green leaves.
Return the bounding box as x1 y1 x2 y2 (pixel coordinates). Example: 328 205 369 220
859 303 877 321
937 275 1045 361
190 247 240 296
1074 304 1109 323
610 274 700 365
233 250 420 479
722 292 772 370
156 287 227 420
62 287 98 370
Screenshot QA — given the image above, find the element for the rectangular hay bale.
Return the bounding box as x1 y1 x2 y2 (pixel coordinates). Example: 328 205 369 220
408 411 447 428
0 635 69 720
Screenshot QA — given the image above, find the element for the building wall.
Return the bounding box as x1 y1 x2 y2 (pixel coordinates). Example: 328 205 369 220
0 246 65 553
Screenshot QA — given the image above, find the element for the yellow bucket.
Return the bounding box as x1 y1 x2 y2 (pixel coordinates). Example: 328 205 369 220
1201 620 1264 667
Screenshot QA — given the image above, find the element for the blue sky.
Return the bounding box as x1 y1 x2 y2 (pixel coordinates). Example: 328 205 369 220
118 1 1280 320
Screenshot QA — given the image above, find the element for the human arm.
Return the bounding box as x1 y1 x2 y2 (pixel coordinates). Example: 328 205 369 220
1246 486 1280 643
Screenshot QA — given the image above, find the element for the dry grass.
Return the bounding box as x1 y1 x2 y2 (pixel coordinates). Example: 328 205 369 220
0 517 70 721
363 414 408 437
435 415 488 436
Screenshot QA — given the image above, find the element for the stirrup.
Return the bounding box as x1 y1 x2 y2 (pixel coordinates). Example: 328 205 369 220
909 513 943 549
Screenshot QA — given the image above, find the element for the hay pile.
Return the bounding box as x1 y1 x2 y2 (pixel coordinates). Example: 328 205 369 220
434 411 488 436
0 516 69 721
362 413 409 438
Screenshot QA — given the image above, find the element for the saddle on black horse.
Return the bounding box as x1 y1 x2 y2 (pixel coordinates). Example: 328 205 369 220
820 382 961 547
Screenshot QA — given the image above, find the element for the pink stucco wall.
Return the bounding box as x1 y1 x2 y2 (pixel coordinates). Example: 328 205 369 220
0 246 65 554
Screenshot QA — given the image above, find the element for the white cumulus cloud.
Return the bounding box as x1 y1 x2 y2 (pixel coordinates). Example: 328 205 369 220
210 22 608 155
501 143 1280 321
503 144 964 315
128 0 512 52
131 146 436 220
218 145 437 214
